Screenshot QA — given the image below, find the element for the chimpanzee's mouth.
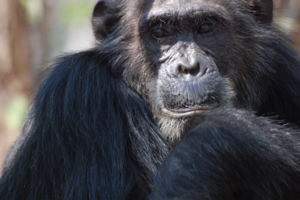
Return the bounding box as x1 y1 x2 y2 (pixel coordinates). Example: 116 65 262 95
162 107 204 118
161 104 221 118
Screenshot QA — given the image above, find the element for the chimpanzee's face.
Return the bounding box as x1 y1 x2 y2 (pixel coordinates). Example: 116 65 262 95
137 0 234 119
91 0 273 141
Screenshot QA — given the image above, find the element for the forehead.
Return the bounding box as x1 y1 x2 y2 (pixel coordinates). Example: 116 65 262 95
143 0 216 8
140 0 225 15
139 0 228 21
153 0 209 6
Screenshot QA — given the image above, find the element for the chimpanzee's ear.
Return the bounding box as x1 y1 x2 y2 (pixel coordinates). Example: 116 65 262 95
249 0 273 24
92 0 120 43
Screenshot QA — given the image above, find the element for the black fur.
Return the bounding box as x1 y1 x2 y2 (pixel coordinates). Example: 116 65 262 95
150 109 300 200
1 0 300 199
0 51 168 199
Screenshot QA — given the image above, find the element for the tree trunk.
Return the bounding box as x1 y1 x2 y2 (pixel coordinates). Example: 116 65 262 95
0 0 31 170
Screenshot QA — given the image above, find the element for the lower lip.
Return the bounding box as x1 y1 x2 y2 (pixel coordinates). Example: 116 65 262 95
162 107 203 118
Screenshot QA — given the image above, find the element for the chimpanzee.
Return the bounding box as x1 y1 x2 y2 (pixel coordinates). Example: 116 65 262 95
1 0 300 199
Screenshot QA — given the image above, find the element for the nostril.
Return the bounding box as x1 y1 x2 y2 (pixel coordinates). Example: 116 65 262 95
178 63 200 76
179 65 188 75
188 63 200 76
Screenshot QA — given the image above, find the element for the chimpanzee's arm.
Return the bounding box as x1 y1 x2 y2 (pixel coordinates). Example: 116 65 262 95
151 109 300 200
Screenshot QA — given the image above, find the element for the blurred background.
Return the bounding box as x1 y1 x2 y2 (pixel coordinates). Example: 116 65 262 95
0 0 299 170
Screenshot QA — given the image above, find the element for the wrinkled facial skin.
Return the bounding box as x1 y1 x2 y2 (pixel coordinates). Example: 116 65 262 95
138 0 234 119
118 0 237 141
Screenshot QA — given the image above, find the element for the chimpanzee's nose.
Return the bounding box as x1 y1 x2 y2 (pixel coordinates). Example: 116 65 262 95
176 57 201 76
170 56 209 78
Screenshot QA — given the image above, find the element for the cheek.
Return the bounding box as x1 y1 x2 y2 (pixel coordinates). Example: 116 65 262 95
196 33 232 57
140 35 177 63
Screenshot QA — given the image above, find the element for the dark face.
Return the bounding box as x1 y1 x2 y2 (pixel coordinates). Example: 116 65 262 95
138 0 234 119
92 0 274 141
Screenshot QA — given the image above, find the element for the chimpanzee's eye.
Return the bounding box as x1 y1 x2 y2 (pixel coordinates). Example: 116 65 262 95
152 29 172 39
198 22 215 35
